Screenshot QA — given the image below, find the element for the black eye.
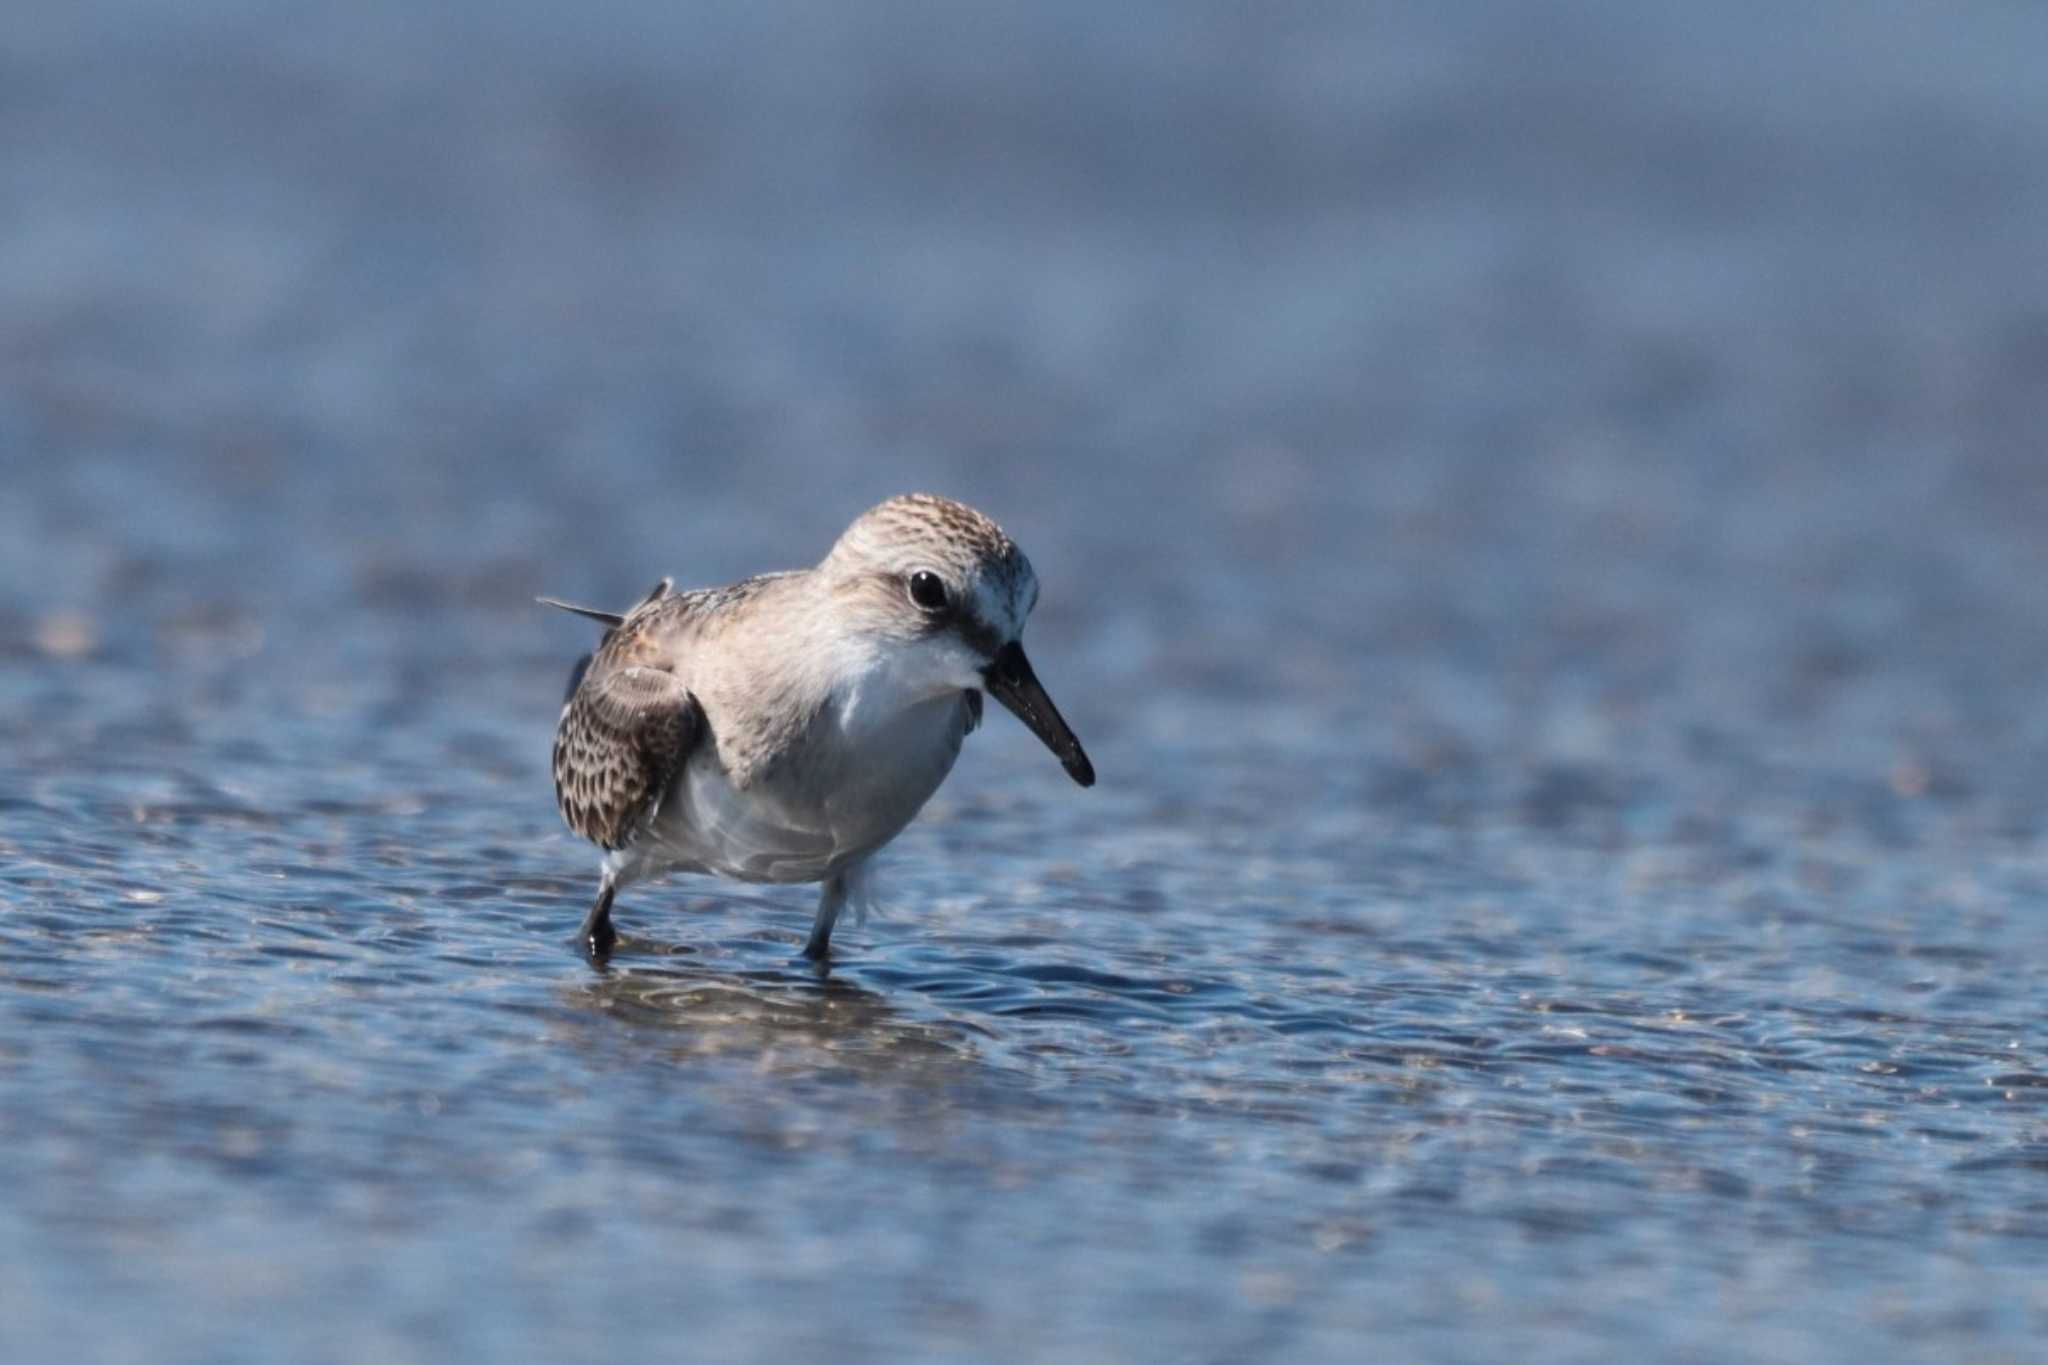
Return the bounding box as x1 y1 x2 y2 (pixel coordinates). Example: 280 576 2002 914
907 571 949 612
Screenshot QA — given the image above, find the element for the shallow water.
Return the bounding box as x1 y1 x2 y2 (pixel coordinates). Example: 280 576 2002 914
7 1 2048 1360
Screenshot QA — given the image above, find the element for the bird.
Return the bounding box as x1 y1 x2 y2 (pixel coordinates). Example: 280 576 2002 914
541 493 1095 962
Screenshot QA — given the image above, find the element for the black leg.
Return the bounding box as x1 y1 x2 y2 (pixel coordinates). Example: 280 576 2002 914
579 880 618 959
803 875 845 962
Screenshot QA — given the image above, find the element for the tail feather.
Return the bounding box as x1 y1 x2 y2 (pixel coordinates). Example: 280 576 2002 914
537 577 670 628
536 597 626 627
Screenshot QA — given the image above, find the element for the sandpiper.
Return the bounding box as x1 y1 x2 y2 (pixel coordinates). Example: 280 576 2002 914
542 493 1095 961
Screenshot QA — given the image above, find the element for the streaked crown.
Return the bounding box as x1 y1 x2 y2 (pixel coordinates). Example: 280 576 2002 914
825 494 1040 642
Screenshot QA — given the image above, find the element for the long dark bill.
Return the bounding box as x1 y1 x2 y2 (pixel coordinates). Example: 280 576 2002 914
983 640 1096 787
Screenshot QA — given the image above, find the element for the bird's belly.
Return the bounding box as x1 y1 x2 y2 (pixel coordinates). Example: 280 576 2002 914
641 703 965 884
640 772 844 884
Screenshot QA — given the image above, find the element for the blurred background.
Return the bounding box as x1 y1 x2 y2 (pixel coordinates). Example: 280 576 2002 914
5 2 2048 1361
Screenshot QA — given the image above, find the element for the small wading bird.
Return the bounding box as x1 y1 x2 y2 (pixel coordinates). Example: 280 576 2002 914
542 494 1095 962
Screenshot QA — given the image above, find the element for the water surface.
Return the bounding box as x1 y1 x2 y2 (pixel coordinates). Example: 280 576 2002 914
6 2 2048 1360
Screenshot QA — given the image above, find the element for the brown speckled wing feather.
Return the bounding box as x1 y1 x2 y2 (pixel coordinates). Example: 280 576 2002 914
552 654 701 852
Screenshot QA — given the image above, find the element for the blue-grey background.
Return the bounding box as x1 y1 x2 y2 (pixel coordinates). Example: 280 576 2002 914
5 2 2048 1361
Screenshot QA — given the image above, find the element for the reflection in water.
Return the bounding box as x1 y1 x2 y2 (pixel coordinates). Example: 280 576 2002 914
562 954 991 1081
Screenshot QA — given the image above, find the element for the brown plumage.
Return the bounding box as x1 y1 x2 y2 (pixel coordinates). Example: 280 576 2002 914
547 579 703 850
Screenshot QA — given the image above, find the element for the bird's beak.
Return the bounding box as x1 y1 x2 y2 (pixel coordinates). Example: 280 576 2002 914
983 640 1095 787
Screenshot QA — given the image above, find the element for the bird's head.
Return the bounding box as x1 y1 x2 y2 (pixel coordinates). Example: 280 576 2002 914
822 493 1094 787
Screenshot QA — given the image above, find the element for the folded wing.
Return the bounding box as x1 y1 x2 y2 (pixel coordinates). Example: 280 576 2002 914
553 658 702 851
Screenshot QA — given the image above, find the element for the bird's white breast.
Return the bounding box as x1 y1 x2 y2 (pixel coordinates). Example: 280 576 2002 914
629 669 971 887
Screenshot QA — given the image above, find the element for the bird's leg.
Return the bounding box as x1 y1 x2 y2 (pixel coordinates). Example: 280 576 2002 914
579 877 618 960
804 874 846 962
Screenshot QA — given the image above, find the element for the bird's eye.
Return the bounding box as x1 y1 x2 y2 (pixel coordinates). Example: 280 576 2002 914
907 571 949 612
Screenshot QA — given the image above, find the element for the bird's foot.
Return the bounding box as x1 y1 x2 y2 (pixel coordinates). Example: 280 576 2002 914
578 881 618 963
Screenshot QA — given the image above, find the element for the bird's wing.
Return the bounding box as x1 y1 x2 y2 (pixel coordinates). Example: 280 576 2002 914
963 688 983 735
552 650 702 851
